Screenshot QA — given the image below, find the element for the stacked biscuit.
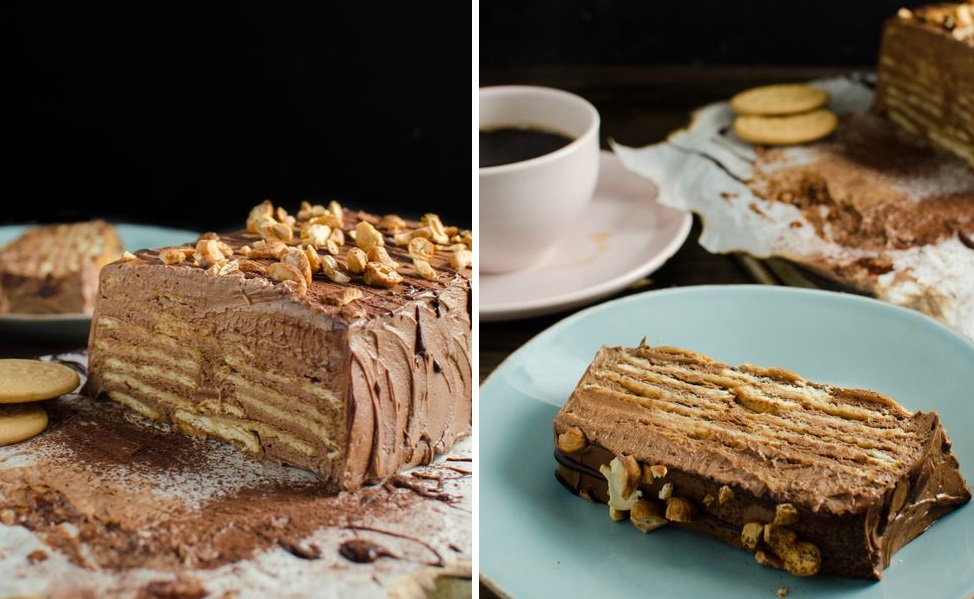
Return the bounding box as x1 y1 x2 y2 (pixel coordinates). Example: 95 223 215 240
0 359 79 446
730 83 838 146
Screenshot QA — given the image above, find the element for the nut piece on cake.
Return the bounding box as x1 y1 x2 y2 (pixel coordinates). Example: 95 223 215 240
0 220 124 315
552 342 971 579
85 201 473 493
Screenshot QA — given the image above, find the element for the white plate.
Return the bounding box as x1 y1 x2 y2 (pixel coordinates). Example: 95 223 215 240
480 285 974 599
479 151 691 321
0 223 199 341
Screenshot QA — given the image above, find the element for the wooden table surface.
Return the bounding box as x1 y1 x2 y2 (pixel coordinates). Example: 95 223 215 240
478 64 859 598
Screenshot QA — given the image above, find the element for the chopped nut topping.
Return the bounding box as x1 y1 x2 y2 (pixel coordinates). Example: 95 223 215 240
283 246 313 285
121 251 138 261
338 287 363 306
392 226 432 246
763 524 821 577
297 200 326 220
308 212 344 229
664 496 697 522
237 260 266 275
302 223 332 248
450 249 473 270
608 507 627 522
774 503 799 526
320 255 352 284
216 260 240 276
327 200 344 222
630 499 668 533
363 262 403 288
555 427 587 453
328 226 345 248
248 239 289 260
266 262 308 295
408 237 436 262
599 456 642 511
275 206 295 228
247 200 275 233
367 246 398 268
377 214 407 232
658 482 673 501
195 238 228 268
754 550 783 570
420 213 450 244
159 248 187 264
414 259 438 281
741 522 764 550
303 244 322 274
718 485 735 505
355 221 385 252
702 494 716 507
346 248 369 274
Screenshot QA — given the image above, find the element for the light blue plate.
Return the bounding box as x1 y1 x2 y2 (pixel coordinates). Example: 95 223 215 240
480 285 974 598
0 223 199 344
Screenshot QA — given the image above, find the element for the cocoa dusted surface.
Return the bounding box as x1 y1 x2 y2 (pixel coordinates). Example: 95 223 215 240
752 113 974 253
0 354 472 598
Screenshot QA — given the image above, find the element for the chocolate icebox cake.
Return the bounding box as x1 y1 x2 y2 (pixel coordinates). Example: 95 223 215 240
0 353 472 598
873 1 974 170
553 343 970 579
0 220 124 315
85 200 472 493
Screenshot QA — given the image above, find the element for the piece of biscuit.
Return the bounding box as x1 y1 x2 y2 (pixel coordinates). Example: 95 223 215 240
733 109 839 146
0 359 80 403
0 403 48 446
730 84 830 116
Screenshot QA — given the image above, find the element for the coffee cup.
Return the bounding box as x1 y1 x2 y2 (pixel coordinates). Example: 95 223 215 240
479 85 601 274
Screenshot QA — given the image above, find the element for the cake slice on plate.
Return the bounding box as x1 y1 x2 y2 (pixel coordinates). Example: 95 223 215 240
553 343 970 578
0 220 123 315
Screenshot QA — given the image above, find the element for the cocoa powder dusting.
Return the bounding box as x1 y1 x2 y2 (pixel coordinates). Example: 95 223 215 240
751 113 974 251
0 391 471 574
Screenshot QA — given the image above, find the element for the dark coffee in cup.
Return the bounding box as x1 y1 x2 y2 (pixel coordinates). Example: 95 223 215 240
479 126 574 168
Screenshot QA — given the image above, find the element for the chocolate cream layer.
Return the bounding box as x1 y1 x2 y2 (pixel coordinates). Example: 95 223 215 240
553 344 970 579
86 209 472 492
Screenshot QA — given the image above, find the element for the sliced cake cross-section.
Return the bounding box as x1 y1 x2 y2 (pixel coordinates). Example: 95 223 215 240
553 343 970 579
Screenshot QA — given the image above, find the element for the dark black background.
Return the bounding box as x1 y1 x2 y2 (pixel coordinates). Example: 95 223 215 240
7 1 472 233
481 0 930 68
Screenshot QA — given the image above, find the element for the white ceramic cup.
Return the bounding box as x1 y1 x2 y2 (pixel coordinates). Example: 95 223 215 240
479 85 600 274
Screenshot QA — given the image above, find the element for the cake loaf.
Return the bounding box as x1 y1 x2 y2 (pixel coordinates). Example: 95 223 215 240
86 201 472 493
553 343 970 579
873 1 974 169
0 220 123 314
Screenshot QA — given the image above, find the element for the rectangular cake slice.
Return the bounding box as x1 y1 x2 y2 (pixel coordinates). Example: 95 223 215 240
86 201 472 493
872 2 974 169
0 220 124 314
553 343 970 579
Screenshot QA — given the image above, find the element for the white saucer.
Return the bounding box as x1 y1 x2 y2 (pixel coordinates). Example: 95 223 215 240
480 151 692 322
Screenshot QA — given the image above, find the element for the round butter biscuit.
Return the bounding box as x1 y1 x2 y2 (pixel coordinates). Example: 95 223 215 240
0 359 80 403
0 403 48 446
729 84 829 116
733 109 838 146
